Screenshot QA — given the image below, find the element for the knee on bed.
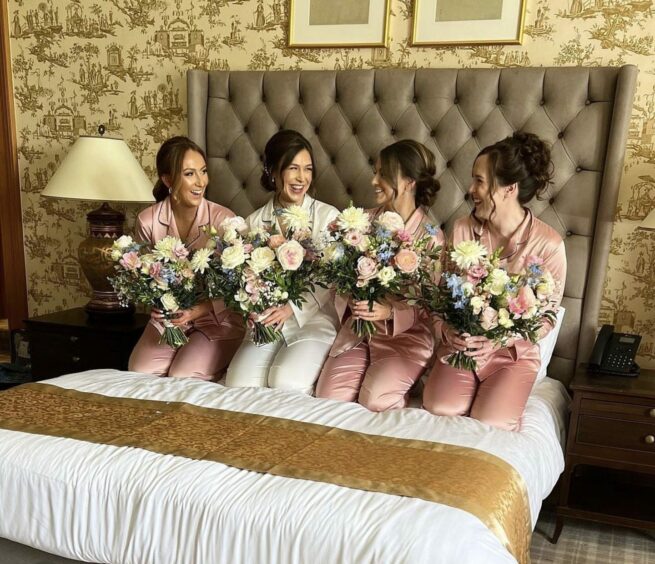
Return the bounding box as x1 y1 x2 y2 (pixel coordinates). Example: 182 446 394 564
128 356 166 377
422 395 468 417
358 388 404 412
167 367 213 380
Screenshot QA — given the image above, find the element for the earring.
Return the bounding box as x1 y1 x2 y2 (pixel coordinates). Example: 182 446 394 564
168 187 172 194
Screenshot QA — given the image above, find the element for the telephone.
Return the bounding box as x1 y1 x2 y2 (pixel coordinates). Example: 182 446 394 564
588 324 641 377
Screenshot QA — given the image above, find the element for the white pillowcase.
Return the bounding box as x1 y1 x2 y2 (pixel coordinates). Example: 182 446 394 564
536 307 566 382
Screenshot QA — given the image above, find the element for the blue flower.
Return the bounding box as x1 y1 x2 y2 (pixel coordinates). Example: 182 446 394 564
425 223 439 236
528 264 542 277
376 227 392 239
454 298 467 309
378 250 393 263
445 273 464 298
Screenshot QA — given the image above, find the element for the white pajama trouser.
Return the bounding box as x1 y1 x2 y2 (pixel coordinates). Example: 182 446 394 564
225 338 332 395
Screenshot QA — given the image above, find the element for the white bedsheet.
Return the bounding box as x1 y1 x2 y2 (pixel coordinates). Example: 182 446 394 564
0 370 569 564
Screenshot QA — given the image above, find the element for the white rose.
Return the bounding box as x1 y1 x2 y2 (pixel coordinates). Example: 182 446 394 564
220 216 248 234
221 244 246 269
160 293 179 313
498 307 514 328
337 206 370 232
451 240 488 269
276 240 305 271
461 281 475 297
223 228 239 244
115 235 134 250
376 211 405 233
378 266 396 286
323 242 345 262
485 268 510 296
248 246 276 274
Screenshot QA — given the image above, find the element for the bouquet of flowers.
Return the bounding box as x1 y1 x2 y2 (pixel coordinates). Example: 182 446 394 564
425 240 559 371
109 235 212 348
203 207 318 346
316 205 442 339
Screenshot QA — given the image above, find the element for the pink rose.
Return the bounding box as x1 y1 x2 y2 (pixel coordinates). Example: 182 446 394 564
276 240 305 271
395 229 412 243
344 230 364 247
356 256 378 285
268 234 287 250
507 297 525 316
394 249 419 274
467 264 488 284
480 306 499 330
149 261 162 277
119 251 141 271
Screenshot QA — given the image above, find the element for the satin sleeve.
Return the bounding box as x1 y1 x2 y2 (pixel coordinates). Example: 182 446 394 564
134 214 152 244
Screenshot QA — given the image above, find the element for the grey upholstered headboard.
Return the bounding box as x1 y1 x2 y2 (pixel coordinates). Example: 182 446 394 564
187 66 637 385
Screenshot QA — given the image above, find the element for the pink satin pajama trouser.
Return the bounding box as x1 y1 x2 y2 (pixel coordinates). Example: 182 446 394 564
315 342 425 411
128 322 242 381
422 345 540 431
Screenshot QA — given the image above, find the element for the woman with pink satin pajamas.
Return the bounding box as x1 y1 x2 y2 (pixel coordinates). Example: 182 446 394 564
423 132 567 431
315 140 444 411
128 137 244 380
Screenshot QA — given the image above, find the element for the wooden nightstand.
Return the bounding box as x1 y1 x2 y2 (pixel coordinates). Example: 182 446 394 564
25 308 149 380
554 365 655 542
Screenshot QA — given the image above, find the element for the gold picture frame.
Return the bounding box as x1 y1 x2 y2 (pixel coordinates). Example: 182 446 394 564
411 0 527 46
289 0 390 48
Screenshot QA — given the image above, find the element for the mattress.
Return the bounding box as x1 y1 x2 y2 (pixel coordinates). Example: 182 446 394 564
0 370 569 564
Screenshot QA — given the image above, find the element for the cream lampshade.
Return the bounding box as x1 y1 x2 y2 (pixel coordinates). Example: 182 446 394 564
42 129 155 316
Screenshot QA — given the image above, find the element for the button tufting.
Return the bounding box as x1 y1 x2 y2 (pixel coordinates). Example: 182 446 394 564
262 95 266 102
335 96 339 103
259 155 263 161
585 99 591 105
454 97 459 104
279 125 283 131
299 97 303 104
446 160 452 168
242 182 246 189
346 186 353 195
244 126 248 133
441 223 446 230
464 193 470 201
576 166 582 173
471 130 477 137
430 130 436 137
558 131 565 139
540 99 545 106
225 154 230 161
374 96 379 103
495 99 501 105
566 230 573 237
549 197 555 205
331 156 336 164
352 128 357 135
413 96 418 103
368 157 374 165
314 127 319 134
391 128 396 135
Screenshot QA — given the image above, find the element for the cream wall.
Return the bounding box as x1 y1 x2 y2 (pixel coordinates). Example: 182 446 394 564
8 0 655 367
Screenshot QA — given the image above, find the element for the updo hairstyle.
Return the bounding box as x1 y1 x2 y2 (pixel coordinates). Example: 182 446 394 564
378 140 440 208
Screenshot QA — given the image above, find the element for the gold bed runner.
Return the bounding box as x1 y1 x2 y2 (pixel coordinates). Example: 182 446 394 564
0 383 531 563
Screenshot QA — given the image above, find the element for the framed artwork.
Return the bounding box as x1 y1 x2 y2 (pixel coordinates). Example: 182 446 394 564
411 0 527 46
288 0 390 48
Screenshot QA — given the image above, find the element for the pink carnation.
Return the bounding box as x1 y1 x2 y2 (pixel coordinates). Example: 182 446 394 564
394 249 419 274
395 229 412 243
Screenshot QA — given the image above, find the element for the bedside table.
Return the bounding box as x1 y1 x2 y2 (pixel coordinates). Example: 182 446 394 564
554 365 655 542
25 308 149 380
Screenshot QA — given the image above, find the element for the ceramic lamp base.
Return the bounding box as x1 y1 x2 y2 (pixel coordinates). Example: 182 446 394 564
78 202 133 317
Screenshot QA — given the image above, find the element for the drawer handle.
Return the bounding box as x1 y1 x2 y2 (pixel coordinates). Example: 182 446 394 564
650 408 655 418
72 356 80 363
645 435 655 445
70 336 79 343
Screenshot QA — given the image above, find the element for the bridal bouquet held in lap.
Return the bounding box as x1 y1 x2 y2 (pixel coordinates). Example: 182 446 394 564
109 235 210 348
426 240 559 371
203 207 318 346
316 205 442 339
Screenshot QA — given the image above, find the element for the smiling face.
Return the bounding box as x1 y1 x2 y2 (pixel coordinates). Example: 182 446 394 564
371 158 396 207
168 149 208 209
469 154 512 221
275 148 313 206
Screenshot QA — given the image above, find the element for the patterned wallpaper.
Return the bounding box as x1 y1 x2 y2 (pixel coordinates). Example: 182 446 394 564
7 0 655 367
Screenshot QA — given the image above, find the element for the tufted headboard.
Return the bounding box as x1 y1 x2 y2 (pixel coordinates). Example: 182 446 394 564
188 66 637 386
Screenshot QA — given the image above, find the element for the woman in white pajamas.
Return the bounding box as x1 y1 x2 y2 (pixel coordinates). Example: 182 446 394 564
225 130 339 394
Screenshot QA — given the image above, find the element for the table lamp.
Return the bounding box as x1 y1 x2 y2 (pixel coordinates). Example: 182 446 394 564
41 127 155 316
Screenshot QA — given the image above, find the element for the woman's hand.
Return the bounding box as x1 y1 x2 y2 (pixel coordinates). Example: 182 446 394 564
169 301 213 327
441 323 469 352
258 304 294 329
462 335 501 368
351 300 393 322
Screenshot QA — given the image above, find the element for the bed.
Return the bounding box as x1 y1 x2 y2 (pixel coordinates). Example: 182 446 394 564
0 66 637 563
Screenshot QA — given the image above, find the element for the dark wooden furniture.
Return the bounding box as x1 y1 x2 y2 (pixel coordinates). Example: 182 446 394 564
554 365 655 542
25 308 148 380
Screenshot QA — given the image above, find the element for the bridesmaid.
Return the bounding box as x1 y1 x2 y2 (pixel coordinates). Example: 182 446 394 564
129 136 244 380
225 130 340 394
423 132 567 431
315 140 444 411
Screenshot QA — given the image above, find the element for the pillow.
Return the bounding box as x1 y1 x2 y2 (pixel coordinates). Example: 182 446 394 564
536 307 565 382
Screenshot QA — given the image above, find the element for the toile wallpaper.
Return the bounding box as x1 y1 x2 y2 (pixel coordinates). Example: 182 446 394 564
7 0 655 367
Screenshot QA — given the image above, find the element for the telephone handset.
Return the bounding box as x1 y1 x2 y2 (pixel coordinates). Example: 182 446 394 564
588 324 641 377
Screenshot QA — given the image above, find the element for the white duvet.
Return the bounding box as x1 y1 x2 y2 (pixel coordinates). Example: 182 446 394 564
0 370 569 564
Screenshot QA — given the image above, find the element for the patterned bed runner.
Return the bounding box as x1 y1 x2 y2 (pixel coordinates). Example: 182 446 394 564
0 383 531 563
